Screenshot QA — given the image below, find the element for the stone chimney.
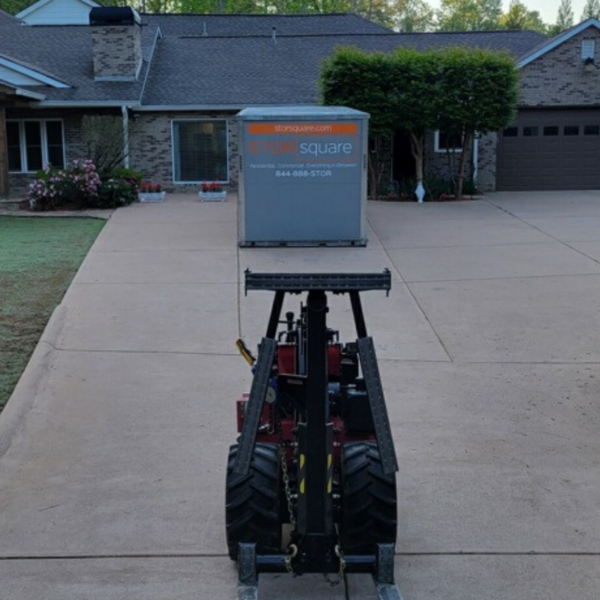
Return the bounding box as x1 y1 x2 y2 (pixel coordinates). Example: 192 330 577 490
90 7 142 81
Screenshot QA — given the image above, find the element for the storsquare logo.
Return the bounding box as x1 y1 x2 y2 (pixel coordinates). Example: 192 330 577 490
246 122 358 162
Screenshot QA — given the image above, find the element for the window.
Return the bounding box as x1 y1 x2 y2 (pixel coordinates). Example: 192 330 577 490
584 125 600 135
434 130 463 153
172 120 228 183
503 127 518 137
564 125 579 136
543 126 559 136
582 39 595 60
7 120 65 173
523 126 539 137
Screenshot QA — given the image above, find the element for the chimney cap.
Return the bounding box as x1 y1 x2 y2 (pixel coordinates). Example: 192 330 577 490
90 7 141 27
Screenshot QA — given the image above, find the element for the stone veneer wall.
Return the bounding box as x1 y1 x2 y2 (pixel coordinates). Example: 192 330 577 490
475 132 497 193
91 24 142 80
519 28 600 106
129 111 239 193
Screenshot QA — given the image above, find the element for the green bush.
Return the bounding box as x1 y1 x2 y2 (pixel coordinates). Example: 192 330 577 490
96 177 139 209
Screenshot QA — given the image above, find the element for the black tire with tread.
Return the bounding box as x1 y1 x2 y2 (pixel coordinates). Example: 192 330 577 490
225 442 282 560
340 441 397 554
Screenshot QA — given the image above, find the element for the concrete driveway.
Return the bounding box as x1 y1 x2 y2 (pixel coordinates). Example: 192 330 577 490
1 191 599 599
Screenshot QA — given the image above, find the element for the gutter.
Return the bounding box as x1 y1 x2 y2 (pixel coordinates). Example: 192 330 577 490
133 103 318 112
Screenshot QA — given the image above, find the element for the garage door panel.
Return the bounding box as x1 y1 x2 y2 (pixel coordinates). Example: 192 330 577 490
497 109 600 191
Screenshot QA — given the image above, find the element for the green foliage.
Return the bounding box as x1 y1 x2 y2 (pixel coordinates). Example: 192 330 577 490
434 47 518 198
109 167 143 186
96 177 139 209
437 0 503 31
499 0 547 32
320 47 397 138
394 0 435 32
320 45 518 199
581 0 600 20
556 0 574 31
435 47 519 136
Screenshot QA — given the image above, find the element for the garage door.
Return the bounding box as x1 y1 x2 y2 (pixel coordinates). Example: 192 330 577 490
496 108 600 190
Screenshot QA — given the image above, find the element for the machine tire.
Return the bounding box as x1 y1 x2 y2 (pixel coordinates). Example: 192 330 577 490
340 441 397 554
225 442 282 561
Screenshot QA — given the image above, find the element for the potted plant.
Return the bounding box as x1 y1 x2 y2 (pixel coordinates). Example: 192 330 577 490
199 181 227 202
139 182 166 202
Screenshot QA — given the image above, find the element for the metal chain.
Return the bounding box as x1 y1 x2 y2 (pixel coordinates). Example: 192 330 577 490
277 419 296 529
284 543 298 576
324 545 346 587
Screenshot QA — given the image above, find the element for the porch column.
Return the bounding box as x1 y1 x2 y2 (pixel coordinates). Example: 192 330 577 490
0 107 9 198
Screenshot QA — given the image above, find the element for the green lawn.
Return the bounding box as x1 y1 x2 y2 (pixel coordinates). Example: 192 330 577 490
0 216 105 411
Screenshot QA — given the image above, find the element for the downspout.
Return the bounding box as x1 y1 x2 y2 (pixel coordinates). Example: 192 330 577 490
122 105 130 169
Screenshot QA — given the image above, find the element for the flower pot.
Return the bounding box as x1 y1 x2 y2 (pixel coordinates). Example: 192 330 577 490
139 191 166 203
199 190 226 202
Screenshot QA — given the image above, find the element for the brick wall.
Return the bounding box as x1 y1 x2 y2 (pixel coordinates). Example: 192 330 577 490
91 24 142 80
520 29 600 106
476 132 497 193
129 111 239 193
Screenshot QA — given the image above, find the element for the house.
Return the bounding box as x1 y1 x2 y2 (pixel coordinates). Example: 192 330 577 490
0 0 598 199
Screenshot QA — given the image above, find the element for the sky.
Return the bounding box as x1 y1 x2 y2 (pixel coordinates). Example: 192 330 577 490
427 0 589 26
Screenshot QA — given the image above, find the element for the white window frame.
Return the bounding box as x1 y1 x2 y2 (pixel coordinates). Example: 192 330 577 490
434 130 463 153
171 118 230 184
582 39 595 60
7 119 66 173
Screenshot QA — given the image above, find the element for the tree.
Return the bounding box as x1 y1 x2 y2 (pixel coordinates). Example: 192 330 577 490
394 0 435 32
435 47 518 199
548 0 574 35
581 0 600 20
499 0 547 32
437 0 503 31
320 47 398 196
0 0 32 14
389 48 440 188
557 0 574 28
82 115 141 177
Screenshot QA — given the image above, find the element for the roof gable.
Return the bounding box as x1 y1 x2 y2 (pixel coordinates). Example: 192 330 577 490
17 0 99 25
0 53 70 88
518 18 600 67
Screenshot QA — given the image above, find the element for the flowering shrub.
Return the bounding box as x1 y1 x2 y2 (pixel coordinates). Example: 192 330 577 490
201 181 224 193
28 160 101 211
140 182 162 193
28 162 140 210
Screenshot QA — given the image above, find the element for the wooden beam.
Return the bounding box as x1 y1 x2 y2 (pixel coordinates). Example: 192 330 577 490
0 107 9 199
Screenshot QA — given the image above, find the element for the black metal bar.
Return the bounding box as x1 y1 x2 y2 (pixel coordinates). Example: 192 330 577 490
357 337 399 475
253 553 376 573
238 543 258 600
246 270 391 293
233 337 276 475
297 290 332 537
350 290 368 339
266 290 285 339
374 544 404 600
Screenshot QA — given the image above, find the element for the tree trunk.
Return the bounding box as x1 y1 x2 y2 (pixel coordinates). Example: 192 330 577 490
368 135 384 200
454 127 473 201
409 131 424 183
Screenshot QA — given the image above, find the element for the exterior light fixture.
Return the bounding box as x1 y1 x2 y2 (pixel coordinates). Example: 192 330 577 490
584 56 595 73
